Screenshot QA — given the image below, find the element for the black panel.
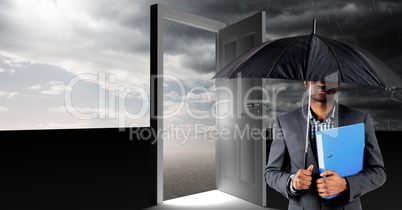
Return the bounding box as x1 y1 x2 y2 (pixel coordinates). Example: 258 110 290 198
1 129 398 210
360 131 399 210
1 128 155 210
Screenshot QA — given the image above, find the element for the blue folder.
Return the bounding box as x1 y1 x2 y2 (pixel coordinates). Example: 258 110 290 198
315 123 365 199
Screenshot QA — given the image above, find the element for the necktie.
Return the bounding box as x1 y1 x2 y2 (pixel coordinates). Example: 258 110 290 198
309 126 318 160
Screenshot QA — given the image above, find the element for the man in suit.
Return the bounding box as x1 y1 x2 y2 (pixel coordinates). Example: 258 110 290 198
264 80 386 210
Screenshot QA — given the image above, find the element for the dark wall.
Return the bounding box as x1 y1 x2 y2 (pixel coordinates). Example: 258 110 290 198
1 129 399 210
1 127 156 210
360 131 399 210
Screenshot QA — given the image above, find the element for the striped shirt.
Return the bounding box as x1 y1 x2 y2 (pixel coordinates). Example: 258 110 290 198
309 104 336 159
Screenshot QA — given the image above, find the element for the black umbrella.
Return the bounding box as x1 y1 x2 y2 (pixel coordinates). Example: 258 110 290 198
213 23 402 88
212 19 402 168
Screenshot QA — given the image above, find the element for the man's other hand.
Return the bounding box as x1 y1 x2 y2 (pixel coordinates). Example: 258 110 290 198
317 170 348 198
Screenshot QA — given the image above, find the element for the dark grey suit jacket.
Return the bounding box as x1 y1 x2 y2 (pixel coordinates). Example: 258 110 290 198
264 103 386 210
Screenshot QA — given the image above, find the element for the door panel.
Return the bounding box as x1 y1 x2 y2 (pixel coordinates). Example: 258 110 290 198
216 11 266 206
224 41 237 65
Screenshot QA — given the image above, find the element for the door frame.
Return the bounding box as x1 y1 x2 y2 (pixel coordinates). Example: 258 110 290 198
150 3 226 204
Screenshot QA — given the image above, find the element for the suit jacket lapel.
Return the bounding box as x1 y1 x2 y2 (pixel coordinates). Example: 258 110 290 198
337 104 346 127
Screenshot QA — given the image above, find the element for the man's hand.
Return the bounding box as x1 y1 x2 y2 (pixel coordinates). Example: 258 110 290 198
317 170 348 198
292 165 314 190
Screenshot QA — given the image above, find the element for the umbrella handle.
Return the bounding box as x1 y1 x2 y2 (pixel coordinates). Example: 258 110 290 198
304 152 308 169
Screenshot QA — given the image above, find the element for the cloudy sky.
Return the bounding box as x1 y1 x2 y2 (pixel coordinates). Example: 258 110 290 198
0 0 401 132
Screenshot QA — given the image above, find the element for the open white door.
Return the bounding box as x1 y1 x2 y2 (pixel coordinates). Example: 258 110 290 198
151 4 287 208
216 11 267 206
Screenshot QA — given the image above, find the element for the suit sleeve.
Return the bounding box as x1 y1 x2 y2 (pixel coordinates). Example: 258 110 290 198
344 113 387 202
264 117 293 199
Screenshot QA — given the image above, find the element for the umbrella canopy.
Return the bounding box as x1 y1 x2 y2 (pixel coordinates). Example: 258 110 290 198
212 31 402 89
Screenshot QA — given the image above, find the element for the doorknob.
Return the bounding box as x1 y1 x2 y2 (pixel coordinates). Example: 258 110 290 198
246 103 261 107
246 103 269 107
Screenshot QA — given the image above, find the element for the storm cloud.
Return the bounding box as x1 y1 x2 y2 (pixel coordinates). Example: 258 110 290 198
0 0 401 130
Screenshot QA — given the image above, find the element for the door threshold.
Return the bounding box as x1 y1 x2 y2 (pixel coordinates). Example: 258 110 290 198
144 190 278 210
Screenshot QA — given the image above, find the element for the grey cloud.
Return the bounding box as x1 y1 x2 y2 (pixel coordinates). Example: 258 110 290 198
1 0 401 130
156 0 402 78
0 54 74 94
336 85 402 130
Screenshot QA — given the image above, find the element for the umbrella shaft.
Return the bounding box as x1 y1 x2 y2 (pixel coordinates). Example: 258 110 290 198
304 82 312 169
